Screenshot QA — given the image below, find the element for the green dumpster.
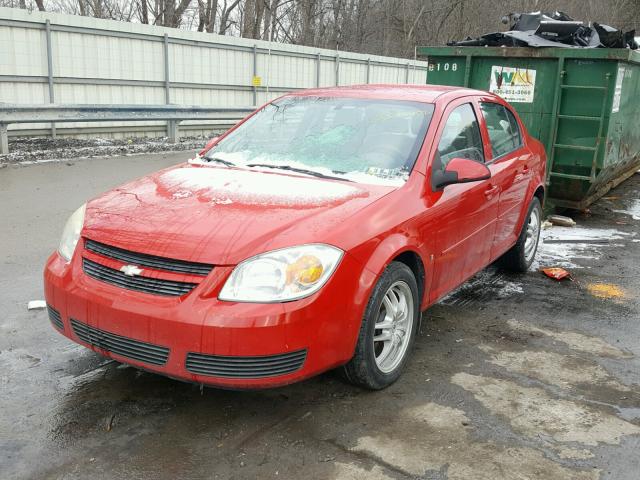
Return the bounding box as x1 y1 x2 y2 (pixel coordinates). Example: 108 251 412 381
417 46 640 210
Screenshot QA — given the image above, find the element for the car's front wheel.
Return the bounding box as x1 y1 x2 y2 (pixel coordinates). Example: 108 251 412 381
342 262 419 389
500 196 542 272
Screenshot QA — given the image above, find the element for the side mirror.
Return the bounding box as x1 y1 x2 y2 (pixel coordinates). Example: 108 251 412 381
433 157 491 190
199 136 220 157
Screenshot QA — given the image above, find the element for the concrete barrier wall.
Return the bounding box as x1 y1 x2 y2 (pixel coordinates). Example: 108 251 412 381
0 7 429 139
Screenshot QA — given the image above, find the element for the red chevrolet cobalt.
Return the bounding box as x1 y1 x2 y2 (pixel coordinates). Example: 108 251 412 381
45 85 545 390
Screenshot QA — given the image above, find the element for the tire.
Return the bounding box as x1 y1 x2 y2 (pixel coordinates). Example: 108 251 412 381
342 262 419 390
499 197 542 272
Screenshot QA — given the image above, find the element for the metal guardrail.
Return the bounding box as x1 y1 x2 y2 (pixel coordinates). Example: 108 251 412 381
0 104 255 154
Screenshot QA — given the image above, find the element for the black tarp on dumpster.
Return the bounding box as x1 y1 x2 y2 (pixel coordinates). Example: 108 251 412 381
448 11 638 49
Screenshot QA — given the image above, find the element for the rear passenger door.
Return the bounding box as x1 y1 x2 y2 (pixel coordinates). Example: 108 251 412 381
478 100 530 259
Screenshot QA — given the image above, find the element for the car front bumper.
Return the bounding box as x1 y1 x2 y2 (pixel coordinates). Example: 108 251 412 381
44 247 376 389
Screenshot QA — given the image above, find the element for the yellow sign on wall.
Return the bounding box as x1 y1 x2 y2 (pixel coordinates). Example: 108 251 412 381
252 76 262 87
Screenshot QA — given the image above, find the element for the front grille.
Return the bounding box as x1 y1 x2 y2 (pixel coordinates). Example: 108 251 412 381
47 305 64 331
84 239 213 276
85 239 213 276
186 350 307 378
83 258 197 297
70 319 169 366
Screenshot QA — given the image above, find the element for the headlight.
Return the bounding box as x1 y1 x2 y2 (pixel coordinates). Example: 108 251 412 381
58 204 86 262
219 244 343 303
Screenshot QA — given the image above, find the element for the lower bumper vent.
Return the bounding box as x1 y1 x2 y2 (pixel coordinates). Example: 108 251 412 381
186 350 307 378
70 319 170 366
47 305 64 331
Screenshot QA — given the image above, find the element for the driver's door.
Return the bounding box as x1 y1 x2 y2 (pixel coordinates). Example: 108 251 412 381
425 100 500 302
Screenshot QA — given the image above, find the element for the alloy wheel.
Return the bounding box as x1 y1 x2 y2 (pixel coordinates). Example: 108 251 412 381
524 206 541 263
373 280 414 374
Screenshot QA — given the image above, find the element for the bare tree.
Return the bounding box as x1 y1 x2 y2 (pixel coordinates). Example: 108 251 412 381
3 0 638 56
197 0 217 31
219 0 242 34
139 0 149 23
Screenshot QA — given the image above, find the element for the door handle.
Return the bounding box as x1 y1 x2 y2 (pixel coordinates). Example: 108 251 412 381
484 185 499 198
514 165 529 181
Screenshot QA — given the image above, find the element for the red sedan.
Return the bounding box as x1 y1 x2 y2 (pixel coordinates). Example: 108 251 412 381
45 85 546 390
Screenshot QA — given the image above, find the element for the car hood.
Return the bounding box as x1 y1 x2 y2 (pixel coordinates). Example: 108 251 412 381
83 163 396 265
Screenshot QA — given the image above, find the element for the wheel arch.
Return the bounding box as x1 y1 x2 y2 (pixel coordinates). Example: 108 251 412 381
356 233 429 310
533 184 545 207
391 251 426 308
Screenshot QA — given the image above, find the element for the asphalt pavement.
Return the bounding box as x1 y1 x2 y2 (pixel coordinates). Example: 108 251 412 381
1 152 639 480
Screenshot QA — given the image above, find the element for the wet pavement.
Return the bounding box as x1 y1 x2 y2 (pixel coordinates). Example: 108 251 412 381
1 153 639 480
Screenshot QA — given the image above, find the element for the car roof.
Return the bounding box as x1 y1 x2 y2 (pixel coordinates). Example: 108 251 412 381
285 84 490 104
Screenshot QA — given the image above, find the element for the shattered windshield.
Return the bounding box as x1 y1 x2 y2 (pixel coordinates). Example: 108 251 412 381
204 96 434 186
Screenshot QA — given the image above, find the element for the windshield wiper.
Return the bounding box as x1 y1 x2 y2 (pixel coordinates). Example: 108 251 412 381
205 155 236 167
246 163 352 182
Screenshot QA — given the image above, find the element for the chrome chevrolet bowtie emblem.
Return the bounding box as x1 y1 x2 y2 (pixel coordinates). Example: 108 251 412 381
120 265 143 276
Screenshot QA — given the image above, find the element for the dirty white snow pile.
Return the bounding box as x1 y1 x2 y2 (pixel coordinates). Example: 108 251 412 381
534 226 633 269
439 268 524 306
0 136 211 165
613 198 640 221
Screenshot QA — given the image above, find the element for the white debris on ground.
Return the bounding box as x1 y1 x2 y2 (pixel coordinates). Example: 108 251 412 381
442 221 634 305
613 198 640 221
27 300 46 310
534 226 633 269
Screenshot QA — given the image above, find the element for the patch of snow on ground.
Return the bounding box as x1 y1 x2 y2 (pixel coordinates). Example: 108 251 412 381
534 226 632 269
439 268 524 306
613 199 640 221
161 166 367 207
1 136 208 165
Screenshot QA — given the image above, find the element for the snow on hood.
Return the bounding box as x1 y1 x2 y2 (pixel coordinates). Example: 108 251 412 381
84 164 394 264
188 154 408 187
159 165 369 208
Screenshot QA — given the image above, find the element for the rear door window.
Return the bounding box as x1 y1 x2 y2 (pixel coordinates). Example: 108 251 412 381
436 103 484 167
480 102 522 158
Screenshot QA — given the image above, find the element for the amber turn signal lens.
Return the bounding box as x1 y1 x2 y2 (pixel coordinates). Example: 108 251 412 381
287 255 324 286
